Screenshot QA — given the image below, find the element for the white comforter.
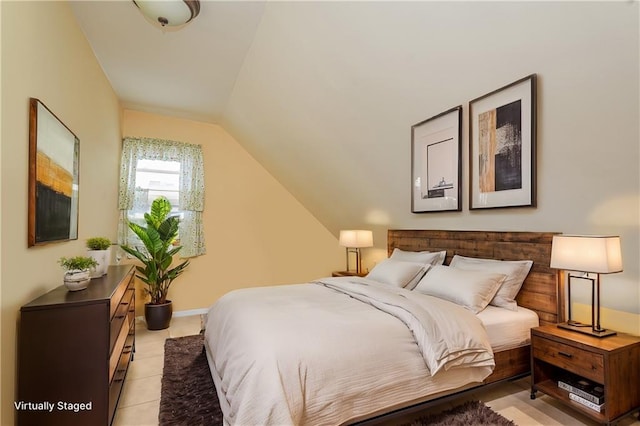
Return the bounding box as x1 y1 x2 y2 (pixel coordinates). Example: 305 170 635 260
204 277 494 425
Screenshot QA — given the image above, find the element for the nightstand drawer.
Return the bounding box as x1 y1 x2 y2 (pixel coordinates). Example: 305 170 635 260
533 337 604 383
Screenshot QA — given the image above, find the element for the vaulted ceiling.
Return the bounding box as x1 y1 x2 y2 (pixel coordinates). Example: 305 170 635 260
70 1 637 237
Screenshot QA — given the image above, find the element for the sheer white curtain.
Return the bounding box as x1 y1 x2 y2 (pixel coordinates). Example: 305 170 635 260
117 137 206 257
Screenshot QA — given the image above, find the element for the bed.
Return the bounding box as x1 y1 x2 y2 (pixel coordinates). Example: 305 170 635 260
204 230 564 425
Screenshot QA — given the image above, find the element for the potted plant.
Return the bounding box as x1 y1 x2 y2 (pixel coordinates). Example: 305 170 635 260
59 256 98 291
86 236 111 278
120 197 190 330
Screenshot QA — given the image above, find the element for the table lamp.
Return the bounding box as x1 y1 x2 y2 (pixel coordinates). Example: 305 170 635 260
339 230 373 275
550 235 622 337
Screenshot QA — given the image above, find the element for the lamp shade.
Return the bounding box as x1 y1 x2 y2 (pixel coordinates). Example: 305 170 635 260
133 0 200 27
339 230 373 248
550 235 623 274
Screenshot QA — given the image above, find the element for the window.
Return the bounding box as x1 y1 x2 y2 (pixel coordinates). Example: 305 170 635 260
130 159 182 226
118 137 205 257
135 159 181 206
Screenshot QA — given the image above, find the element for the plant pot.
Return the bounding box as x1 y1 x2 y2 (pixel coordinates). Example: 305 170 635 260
63 270 91 291
145 300 173 330
87 248 110 278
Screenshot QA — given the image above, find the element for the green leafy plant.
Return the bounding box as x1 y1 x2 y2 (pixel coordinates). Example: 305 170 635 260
58 256 98 271
86 237 111 250
120 197 190 305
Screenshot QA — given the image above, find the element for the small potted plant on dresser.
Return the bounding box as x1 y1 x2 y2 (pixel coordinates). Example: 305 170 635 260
86 236 111 278
58 256 98 291
120 196 190 330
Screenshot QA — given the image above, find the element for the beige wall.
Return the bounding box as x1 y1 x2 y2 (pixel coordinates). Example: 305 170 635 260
0 2 122 424
122 110 343 314
0 5 344 420
0 2 3 422
0 3 344 420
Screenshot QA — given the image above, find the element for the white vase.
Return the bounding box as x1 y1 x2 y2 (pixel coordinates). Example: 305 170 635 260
87 248 110 278
64 269 91 291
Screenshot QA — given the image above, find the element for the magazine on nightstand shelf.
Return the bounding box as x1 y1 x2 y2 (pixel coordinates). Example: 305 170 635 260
557 373 604 405
568 392 605 412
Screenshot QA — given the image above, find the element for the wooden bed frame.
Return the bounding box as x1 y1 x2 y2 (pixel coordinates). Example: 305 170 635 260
354 230 564 424
351 230 565 424
387 230 564 385
387 230 564 384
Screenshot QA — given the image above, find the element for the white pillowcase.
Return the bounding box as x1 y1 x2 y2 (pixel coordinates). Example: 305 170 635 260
413 265 506 314
449 255 533 311
390 248 446 266
366 259 429 289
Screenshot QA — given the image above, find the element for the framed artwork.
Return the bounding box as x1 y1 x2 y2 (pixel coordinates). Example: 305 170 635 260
469 74 537 209
28 98 80 247
411 106 462 213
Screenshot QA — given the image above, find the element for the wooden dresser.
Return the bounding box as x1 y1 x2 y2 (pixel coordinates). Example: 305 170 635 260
17 264 135 426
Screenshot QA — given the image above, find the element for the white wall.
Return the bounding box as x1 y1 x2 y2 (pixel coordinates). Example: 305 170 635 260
223 2 639 328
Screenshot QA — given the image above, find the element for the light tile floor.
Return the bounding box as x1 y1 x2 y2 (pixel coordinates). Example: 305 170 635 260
113 316 640 426
113 315 202 426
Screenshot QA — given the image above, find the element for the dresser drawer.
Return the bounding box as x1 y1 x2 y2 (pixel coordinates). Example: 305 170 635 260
110 270 135 319
533 337 604 383
108 332 134 425
109 287 134 352
109 315 131 382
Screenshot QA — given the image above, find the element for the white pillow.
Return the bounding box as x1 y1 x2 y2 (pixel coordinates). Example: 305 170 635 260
413 265 506 313
449 255 533 311
390 248 446 266
366 259 429 289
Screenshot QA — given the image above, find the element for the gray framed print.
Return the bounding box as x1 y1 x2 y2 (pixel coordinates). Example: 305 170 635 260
411 106 462 213
469 74 536 209
28 98 80 247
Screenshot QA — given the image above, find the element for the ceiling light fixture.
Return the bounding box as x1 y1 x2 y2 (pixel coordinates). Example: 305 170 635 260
133 0 200 29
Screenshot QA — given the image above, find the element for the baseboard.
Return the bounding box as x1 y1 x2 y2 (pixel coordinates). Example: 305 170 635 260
135 307 208 321
173 308 208 317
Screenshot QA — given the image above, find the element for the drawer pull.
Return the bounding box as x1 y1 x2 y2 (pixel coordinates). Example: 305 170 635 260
115 315 126 319
120 302 129 305
558 351 572 358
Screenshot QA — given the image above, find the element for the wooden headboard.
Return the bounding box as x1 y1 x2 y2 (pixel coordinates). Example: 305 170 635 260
387 230 564 326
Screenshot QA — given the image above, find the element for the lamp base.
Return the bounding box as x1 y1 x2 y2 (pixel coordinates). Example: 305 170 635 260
557 322 617 338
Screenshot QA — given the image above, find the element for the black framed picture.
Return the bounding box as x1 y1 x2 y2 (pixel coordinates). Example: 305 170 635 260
28 98 80 246
469 74 536 209
411 106 462 213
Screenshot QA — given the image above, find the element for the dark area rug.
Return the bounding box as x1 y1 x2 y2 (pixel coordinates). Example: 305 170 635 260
400 400 515 426
160 334 514 426
159 334 221 425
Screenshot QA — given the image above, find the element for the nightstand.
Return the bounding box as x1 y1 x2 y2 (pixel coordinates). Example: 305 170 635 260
530 325 640 424
331 271 367 277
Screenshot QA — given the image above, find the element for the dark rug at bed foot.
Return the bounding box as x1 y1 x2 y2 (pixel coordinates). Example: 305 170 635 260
399 400 515 426
160 335 514 426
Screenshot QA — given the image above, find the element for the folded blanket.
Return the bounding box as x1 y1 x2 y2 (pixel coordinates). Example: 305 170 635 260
315 277 495 375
